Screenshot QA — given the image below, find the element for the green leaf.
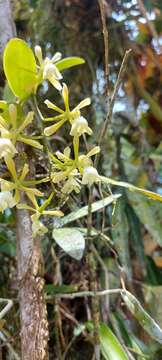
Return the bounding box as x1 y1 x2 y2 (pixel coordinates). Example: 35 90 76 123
101 176 162 202
53 194 121 228
3 38 37 100
53 227 85 260
99 323 128 360
122 290 162 344
3 83 16 102
143 0 153 12
56 57 85 71
112 199 132 281
129 192 162 247
125 204 146 277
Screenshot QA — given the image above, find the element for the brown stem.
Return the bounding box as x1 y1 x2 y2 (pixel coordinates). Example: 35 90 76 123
98 0 109 97
95 49 132 167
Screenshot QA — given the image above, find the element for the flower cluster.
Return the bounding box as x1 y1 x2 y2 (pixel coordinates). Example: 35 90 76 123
0 101 44 218
43 83 91 137
0 43 101 236
50 145 101 195
41 76 101 193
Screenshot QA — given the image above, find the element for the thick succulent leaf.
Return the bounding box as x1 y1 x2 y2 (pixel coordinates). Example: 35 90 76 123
125 203 146 277
53 194 121 228
56 56 85 71
128 192 162 247
142 285 162 328
101 176 162 202
122 290 162 344
3 38 37 100
112 199 132 281
111 311 150 360
53 227 85 260
99 323 128 360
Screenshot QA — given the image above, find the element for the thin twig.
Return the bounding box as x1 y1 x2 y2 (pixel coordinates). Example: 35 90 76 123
46 288 123 300
95 49 132 167
98 0 109 97
0 298 13 319
0 332 20 360
62 336 76 360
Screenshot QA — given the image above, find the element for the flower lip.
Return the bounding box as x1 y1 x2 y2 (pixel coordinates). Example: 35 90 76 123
82 166 100 186
0 191 16 212
32 218 48 238
75 116 87 125
43 63 56 78
43 61 63 91
70 116 92 137
0 138 17 159
84 166 98 175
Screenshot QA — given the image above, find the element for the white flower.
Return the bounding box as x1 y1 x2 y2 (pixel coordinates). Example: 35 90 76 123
70 116 92 137
43 56 62 91
32 218 48 238
0 138 17 159
0 191 16 213
34 44 62 91
82 166 100 186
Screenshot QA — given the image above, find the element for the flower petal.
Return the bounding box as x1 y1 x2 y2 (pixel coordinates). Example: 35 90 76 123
35 45 43 65
52 52 62 63
44 118 67 136
62 83 69 111
17 112 34 133
49 76 62 91
87 146 100 157
44 100 64 114
5 156 17 180
19 163 29 181
18 135 43 150
43 210 64 216
73 98 91 111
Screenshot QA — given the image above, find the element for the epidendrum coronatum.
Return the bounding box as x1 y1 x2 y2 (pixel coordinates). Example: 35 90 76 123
1 37 162 243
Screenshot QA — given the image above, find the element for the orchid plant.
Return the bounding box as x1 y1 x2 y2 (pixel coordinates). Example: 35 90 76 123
1 37 162 243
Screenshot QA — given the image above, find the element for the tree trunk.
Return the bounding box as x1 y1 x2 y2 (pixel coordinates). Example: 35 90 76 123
0 2 49 359
0 0 16 58
16 200 49 359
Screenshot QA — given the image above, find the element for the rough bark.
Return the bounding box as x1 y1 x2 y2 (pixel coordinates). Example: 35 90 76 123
0 2 49 359
16 199 49 360
0 0 16 58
